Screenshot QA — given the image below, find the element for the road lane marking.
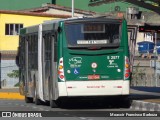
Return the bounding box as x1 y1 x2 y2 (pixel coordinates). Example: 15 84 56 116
79 117 87 120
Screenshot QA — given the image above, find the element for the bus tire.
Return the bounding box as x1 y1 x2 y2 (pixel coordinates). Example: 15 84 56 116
34 89 41 105
50 100 58 108
34 86 42 105
49 86 58 108
25 96 33 103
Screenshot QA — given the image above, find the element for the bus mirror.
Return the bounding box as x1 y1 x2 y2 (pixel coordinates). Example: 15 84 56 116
58 27 62 33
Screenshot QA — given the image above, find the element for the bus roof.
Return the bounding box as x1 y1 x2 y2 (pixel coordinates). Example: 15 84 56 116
43 15 123 25
20 15 124 35
20 24 39 35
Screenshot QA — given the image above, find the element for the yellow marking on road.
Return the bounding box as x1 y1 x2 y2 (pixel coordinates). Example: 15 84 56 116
0 92 24 100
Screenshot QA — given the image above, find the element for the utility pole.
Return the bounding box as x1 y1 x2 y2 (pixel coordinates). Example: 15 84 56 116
72 0 74 17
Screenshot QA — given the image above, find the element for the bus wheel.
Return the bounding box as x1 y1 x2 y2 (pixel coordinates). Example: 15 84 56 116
25 96 33 103
49 89 58 108
50 100 58 108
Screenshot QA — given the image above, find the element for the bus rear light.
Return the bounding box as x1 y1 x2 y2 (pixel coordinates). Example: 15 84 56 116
58 70 62 75
125 69 130 73
125 64 129 68
124 56 130 79
60 75 64 79
59 65 63 69
58 57 65 81
125 73 129 78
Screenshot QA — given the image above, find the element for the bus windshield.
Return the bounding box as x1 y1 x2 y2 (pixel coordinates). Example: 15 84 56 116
65 22 121 49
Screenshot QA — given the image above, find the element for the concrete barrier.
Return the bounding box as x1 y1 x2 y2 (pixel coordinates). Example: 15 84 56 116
0 88 24 100
130 100 160 111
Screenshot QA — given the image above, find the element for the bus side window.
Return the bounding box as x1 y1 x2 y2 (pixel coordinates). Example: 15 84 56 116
44 33 51 61
35 35 38 69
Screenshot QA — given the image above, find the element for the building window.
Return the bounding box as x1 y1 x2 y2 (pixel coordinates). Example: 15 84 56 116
5 24 23 35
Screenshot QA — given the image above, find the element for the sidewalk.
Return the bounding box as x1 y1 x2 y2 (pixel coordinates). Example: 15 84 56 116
130 86 160 111
0 87 19 92
0 88 24 100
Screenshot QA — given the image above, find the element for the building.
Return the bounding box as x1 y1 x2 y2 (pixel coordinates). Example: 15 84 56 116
0 10 69 51
0 10 70 88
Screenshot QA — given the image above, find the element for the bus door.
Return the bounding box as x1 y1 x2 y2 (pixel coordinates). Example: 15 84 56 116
50 32 58 100
42 33 52 100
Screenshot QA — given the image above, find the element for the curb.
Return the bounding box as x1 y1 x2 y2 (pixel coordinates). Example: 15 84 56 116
130 100 160 111
0 92 24 100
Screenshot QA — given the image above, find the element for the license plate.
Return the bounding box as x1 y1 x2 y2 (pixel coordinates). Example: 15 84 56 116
88 75 100 80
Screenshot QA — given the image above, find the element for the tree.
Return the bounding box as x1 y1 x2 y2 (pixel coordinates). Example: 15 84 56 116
7 70 19 87
7 70 19 78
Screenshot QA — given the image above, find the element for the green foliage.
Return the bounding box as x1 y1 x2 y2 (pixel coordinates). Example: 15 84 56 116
7 70 19 78
14 82 19 87
7 70 19 87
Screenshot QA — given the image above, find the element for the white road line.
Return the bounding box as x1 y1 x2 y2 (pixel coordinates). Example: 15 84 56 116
79 117 87 120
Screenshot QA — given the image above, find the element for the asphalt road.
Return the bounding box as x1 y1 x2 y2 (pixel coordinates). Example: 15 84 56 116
0 99 132 111
0 87 160 119
0 99 160 120
0 99 127 120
